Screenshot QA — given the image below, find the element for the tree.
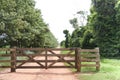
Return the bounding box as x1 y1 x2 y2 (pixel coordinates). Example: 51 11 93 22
115 0 120 55
68 10 95 48
63 30 71 48
77 11 88 27
43 31 58 48
69 10 88 29
70 28 84 47
81 30 96 49
60 40 65 47
88 0 118 56
69 18 79 29
0 0 58 48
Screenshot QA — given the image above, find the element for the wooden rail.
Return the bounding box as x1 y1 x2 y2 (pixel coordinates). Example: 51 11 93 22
79 48 100 71
0 48 100 72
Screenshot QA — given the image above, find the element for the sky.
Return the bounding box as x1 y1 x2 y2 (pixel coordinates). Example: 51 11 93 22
34 0 91 42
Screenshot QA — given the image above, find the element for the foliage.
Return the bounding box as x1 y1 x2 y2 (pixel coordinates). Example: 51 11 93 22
44 31 58 48
115 0 120 55
88 0 119 57
60 40 65 47
63 30 71 48
81 30 97 49
69 18 79 29
62 10 96 49
70 28 85 47
0 0 58 48
70 29 81 47
77 11 88 27
62 0 120 57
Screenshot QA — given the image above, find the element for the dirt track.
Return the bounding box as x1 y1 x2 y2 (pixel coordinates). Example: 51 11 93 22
0 51 79 80
0 66 78 80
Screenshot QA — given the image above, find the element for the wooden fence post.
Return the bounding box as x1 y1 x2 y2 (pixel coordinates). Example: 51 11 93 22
96 48 100 71
11 48 16 72
75 48 81 72
45 48 47 69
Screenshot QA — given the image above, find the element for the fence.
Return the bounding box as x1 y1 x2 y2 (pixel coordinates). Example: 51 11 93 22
0 48 100 72
78 48 100 72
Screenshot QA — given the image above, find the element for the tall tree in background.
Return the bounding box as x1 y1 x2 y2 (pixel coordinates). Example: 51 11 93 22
62 0 120 57
88 0 119 56
69 18 80 47
63 30 71 48
115 0 120 54
69 11 87 47
62 10 96 49
0 0 58 48
69 10 95 48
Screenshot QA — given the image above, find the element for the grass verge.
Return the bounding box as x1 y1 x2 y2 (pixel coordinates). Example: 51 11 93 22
61 51 120 80
79 58 120 80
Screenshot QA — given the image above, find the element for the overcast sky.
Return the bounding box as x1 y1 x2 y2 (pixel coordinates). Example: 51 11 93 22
35 0 91 42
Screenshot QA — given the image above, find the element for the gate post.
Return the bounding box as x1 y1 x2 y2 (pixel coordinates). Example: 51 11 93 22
75 48 81 72
45 48 47 69
11 47 16 72
96 48 100 71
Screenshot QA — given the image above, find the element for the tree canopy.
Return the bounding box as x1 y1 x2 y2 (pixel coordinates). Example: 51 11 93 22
88 0 119 56
0 0 58 48
61 0 120 57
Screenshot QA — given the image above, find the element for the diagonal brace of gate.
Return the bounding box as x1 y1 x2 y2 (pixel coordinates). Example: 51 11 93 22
17 51 44 68
48 50 75 68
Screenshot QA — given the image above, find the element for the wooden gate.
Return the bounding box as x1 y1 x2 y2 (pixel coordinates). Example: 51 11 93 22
0 48 100 72
16 48 78 70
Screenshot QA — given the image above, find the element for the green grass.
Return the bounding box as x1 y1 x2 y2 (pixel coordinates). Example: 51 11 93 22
61 51 120 80
0 51 10 71
79 58 120 80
